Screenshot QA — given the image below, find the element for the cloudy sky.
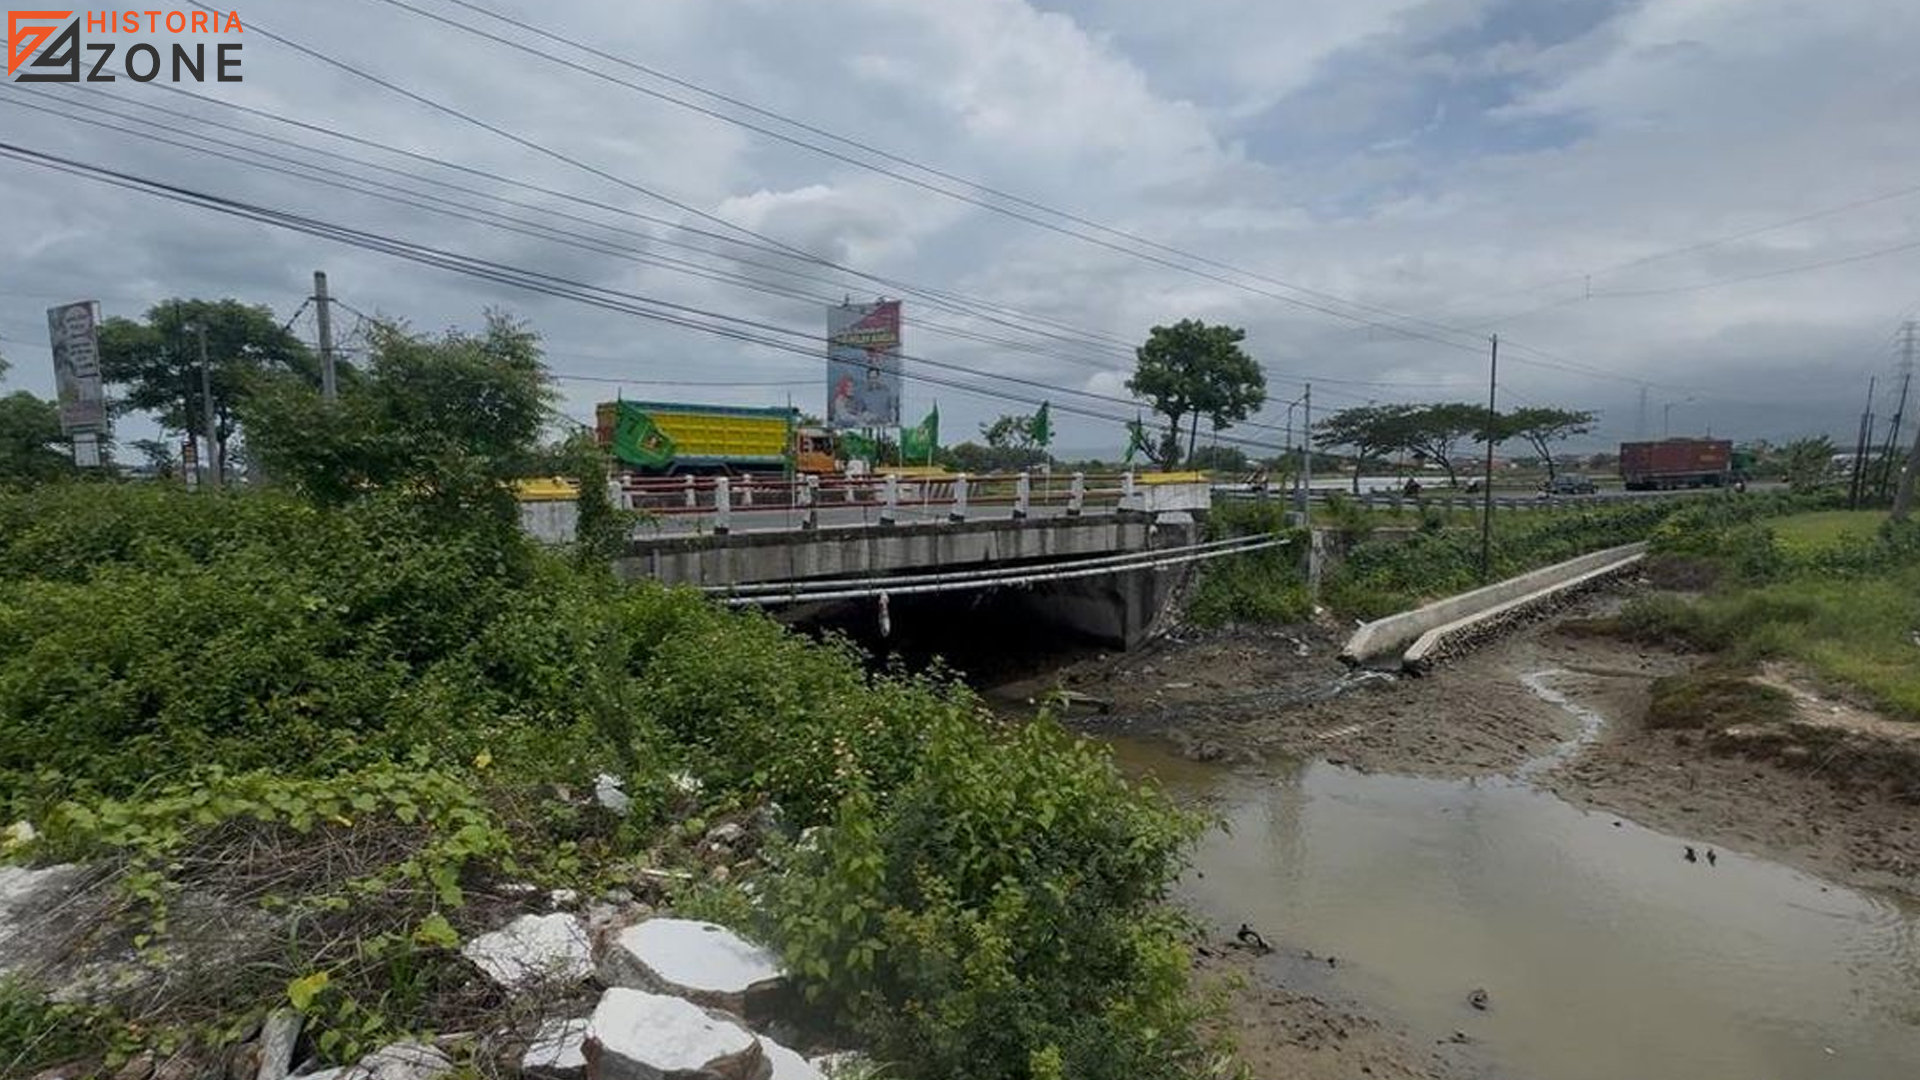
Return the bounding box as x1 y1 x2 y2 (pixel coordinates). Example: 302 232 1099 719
2 0 1918 456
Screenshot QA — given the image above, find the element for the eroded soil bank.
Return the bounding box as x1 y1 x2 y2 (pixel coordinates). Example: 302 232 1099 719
991 587 1920 1080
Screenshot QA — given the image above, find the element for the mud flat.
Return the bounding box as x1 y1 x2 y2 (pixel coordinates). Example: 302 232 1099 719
1016 588 1920 1080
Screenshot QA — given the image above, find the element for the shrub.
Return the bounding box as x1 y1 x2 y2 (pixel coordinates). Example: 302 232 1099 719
768 713 1206 1080
1647 672 1793 730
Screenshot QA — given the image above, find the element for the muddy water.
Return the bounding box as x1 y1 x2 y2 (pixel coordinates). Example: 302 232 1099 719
1112 700 1920 1080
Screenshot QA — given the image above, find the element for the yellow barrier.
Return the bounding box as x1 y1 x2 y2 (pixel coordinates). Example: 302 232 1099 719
1138 471 1207 485
514 478 579 502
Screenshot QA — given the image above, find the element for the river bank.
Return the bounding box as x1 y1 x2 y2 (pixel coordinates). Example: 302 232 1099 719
999 585 1920 1080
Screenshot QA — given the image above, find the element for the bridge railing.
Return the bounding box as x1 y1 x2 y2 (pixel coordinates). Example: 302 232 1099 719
1213 485 1724 514
611 471 1166 534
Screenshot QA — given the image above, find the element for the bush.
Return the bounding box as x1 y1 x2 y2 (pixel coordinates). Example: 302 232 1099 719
2 481 1215 1079
1185 501 1309 627
768 714 1205 1080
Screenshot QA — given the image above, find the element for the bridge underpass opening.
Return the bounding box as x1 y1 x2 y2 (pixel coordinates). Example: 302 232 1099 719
771 566 1184 687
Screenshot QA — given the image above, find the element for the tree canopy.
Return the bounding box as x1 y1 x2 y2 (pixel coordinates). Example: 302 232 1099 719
0 391 70 486
1497 407 1597 482
1398 402 1486 487
98 298 315 478
1127 320 1266 469
1313 404 1415 492
239 313 552 526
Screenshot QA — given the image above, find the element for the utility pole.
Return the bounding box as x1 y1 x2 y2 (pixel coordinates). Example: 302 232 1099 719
1636 383 1649 440
196 324 222 489
1874 321 1914 500
314 270 338 401
1849 376 1877 510
1894 403 1920 523
1299 383 1313 522
1480 336 1498 583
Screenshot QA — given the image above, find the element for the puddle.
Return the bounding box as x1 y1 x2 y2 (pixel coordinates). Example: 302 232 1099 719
1110 724 1920 1080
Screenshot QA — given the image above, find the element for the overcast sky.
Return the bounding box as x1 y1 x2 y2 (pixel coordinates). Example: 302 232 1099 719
3 0 1918 456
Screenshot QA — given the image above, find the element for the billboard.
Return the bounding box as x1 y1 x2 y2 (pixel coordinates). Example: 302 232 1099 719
827 300 902 428
47 301 107 435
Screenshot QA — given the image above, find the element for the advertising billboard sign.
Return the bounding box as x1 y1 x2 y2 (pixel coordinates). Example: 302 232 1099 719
827 300 902 428
47 300 106 433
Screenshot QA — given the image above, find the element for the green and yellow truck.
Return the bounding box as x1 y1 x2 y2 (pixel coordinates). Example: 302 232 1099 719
595 400 839 476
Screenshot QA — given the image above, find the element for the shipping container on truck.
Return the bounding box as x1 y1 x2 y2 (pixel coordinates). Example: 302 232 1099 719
595 401 838 476
1619 438 1733 490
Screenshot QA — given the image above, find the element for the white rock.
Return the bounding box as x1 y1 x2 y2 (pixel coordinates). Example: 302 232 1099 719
707 822 748 847
255 1009 304 1080
521 1017 588 1080
0 863 88 977
598 918 787 1019
325 1042 451 1080
460 913 591 989
759 1038 825 1080
549 888 581 909
595 774 633 815
585 988 770 1080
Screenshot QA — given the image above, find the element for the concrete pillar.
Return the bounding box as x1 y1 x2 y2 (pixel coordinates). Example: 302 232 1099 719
738 476 753 507
1122 472 1137 499
881 474 900 526
682 475 697 509
802 474 820 531
1068 472 1085 517
1014 471 1031 520
713 476 731 536
606 479 626 513
950 475 969 523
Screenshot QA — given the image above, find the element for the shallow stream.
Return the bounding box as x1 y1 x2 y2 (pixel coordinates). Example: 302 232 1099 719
1108 672 1920 1080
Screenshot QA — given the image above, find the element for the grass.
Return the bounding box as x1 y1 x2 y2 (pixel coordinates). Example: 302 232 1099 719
1768 510 1886 554
1616 563 1920 721
1646 670 1794 730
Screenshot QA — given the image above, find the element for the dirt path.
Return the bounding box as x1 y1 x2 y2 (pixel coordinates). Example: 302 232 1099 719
1008 587 1920 1080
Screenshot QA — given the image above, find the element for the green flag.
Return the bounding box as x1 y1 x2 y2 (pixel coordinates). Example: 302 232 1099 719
1029 402 1052 448
1124 413 1151 465
902 404 940 464
612 403 677 469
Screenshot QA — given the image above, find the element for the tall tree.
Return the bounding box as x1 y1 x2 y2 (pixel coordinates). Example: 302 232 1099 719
1497 407 1597 483
1127 320 1266 469
240 312 552 526
98 298 315 480
976 411 1048 469
0 391 71 485
1314 404 1416 493
1400 403 1486 487
1781 436 1836 493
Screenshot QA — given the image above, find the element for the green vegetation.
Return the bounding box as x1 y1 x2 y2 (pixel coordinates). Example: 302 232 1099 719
1768 510 1886 553
1613 499 1920 719
1647 670 1794 730
1186 500 1310 627
1323 499 1684 620
0 315 1215 1080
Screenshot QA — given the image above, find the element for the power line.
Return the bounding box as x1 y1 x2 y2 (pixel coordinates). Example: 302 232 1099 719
0 140 1325 456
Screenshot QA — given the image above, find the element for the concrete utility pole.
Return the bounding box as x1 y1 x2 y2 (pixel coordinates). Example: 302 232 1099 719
1874 321 1914 500
314 270 337 401
196 324 222 488
1299 383 1313 521
1849 375 1877 510
1636 383 1649 440
1894 406 1920 523
1480 336 1498 583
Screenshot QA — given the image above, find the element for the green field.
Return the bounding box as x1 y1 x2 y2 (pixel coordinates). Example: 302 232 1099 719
1768 510 1886 552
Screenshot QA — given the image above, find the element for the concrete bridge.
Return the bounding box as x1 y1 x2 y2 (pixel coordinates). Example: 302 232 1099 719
616 478 1252 649
525 472 1252 649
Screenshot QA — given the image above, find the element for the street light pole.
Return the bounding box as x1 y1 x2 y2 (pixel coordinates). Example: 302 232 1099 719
196 324 222 489
1480 336 1499 583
